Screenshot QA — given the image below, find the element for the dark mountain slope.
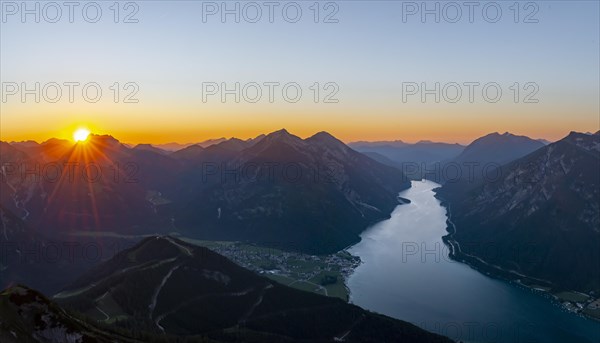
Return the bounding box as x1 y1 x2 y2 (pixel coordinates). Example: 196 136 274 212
0 285 141 343
176 129 410 254
0 205 127 295
10 138 73 163
452 132 545 167
437 131 546 186
436 131 600 292
1 135 179 235
54 236 453 343
133 143 168 155
2 130 409 255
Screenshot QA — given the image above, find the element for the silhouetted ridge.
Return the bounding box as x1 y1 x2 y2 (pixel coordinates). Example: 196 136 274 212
50 236 454 343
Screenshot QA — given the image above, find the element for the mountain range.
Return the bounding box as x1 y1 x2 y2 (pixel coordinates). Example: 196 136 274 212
171 130 410 253
2 128 598 342
1 130 409 255
436 131 600 293
348 140 465 175
350 132 547 184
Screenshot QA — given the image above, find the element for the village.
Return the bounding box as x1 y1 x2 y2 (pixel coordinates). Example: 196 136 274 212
183 238 361 301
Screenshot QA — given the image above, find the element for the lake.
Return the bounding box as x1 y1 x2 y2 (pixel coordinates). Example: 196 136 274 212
347 180 600 343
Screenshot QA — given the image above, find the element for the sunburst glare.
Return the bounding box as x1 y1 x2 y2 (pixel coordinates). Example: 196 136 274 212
73 128 90 142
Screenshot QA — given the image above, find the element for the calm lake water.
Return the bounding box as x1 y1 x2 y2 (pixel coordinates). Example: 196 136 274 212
347 180 600 343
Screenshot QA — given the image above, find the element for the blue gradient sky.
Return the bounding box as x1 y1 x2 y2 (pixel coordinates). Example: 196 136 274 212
1 1 599 143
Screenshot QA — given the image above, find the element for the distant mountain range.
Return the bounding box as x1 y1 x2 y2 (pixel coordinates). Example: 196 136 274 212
350 132 547 183
0 130 409 255
142 135 267 152
348 140 465 173
436 131 600 293
0 237 454 343
145 138 229 152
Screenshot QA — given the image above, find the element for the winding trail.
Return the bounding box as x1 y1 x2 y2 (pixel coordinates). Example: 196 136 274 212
165 237 193 256
239 284 274 324
54 257 178 299
149 264 181 319
94 291 111 320
96 306 110 321
333 314 365 342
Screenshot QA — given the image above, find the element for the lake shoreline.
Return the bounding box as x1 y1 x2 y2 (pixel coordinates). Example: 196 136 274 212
433 190 600 323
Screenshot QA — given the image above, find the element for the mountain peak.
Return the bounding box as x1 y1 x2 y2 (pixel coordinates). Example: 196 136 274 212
41 137 71 146
88 134 121 145
263 128 302 142
270 128 290 136
483 131 517 139
455 131 545 166
82 134 129 153
247 129 307 154
306 131 347 148
308 130 337 141
210 137 249 152
475 132 538 144
563 131 600 152
565 131 590 139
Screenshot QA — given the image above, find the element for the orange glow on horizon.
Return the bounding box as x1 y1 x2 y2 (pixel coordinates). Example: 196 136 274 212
0 125 592 147
1 92 598 145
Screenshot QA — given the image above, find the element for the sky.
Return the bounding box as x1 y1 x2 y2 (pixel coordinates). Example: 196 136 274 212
1 0 599 144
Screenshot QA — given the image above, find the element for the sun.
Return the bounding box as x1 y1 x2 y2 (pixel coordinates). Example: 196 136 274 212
73 128 91 142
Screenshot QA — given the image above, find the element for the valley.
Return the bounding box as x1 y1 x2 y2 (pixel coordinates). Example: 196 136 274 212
2 129 599 343
347 180 600 343
2 3 599 341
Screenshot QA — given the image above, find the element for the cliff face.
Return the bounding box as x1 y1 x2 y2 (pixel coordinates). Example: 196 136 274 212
437 132 600 292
